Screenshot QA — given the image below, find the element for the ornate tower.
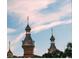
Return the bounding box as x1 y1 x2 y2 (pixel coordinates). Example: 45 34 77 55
48 29 57 53
22 16 35 58
7 41 13 58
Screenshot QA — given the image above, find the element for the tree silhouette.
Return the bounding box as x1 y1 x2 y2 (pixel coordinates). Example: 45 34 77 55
64 42 72 58
42 50 64 58
42 53 52 58
51 50 64 58
42 42 72 58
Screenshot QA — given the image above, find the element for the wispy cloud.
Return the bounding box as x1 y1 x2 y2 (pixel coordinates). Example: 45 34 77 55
11 20 71 50
8 0 56 11
31 20 72 33
8 0 71 27
7 28 16 34
11 32 26 49
8 0 56 24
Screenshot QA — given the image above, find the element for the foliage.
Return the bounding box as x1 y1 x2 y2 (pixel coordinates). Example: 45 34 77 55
42 42 72 58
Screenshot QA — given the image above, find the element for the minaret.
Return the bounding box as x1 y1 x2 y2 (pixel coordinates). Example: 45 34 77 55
7 41 13 58
22 16 35 58
48 29 57 53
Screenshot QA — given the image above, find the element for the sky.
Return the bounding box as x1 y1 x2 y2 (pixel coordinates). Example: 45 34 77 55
7 0 72 56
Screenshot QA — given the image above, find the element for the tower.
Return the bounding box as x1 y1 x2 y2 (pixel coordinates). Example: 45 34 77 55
48 29 57 53
22 16 35 58
7 41 13 58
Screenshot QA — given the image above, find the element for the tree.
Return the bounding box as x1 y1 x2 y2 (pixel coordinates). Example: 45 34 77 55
64 42 72 58
42 53 52 58
51 50 64 58
42 42 72 58
42 50 64 58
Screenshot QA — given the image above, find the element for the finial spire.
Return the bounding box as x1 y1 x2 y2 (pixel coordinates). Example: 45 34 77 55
9 41 10 50
50 28 55 42
51 28 53 35
27 16 29 25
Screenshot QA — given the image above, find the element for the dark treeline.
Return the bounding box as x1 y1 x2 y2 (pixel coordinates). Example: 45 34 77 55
42 42 72 58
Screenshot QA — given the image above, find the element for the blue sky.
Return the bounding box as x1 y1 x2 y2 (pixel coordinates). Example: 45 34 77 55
7 0 72 56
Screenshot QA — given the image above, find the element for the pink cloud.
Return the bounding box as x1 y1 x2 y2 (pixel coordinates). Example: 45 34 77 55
8 0 56 23
31 20 72 33
8 0 71 28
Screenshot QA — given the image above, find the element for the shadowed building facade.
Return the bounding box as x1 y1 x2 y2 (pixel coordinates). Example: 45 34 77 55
7 17 41 58
22 16 35 58
7 41 14 58
7 17 69 58
7 18 61 58
42 29 63 58
48 29 61 54
48 32 56 53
